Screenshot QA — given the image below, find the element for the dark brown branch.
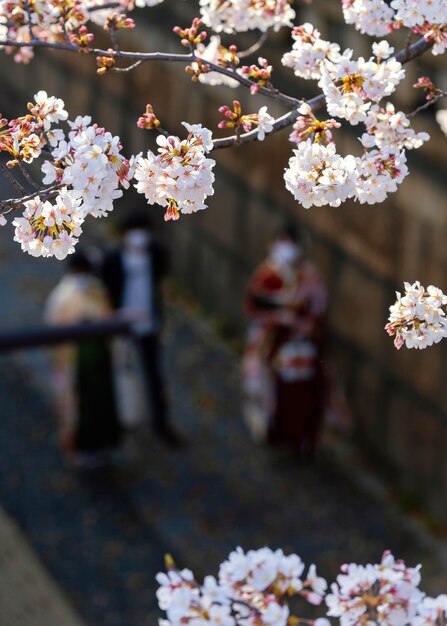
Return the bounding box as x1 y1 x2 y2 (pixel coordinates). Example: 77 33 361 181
0 184 61 212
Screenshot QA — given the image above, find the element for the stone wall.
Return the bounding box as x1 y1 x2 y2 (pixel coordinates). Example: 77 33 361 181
1 1 447 516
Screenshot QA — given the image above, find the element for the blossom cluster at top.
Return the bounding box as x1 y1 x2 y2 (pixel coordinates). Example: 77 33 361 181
157 547 447 626
199 0 295 34
342 0 447 55
386 282 447 349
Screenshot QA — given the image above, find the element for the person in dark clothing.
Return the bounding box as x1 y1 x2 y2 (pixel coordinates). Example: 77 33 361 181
102 212 182 447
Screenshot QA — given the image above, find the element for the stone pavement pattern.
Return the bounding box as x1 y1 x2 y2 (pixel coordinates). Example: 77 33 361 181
0 234 446 626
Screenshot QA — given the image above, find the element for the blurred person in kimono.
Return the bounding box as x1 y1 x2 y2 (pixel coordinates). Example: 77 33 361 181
45 250 123 466
243 223 327 460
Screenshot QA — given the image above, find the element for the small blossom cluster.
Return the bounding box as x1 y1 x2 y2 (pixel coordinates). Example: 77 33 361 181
386 282 447 349
281 23 341 80
157 548 327 626
341 0 395 37
360 103 430 152
326 551 423 626
0 115 43 168
318 44 404 125
240 57 272 94
342 0 447 55
133 123 216 221
0 90 66 165
289 103 341 146
0 90 67 166
219 547 327 604
354 148 408 204
413 595 447 626
284 140 358 208
199 0 295 34
12 188 83 259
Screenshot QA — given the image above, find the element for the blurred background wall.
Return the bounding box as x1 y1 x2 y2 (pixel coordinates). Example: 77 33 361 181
1 0 447 516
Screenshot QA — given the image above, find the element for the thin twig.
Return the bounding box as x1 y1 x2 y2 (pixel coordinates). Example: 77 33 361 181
238 32 268 58
112 60 142 72
17 162 40 189
0 163 27 195
408 91 447 118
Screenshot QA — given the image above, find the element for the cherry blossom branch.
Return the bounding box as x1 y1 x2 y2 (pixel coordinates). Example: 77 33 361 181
213 36 435 150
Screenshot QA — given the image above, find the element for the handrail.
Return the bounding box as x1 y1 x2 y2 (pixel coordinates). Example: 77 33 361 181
0 318 131 352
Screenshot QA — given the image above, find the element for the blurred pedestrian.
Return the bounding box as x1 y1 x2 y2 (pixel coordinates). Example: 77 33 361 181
243 223 327 460
45 250 123 467
101 211 182 447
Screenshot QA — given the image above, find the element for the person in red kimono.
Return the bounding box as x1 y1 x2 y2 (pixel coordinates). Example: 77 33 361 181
243 224 327 460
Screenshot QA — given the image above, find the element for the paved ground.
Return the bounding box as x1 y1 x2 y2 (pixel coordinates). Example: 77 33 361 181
0 506 84 626
0 232 446 626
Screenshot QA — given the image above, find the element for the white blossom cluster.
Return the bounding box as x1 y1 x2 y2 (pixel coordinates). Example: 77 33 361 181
386 281 447 349
134 122 216 220
13 188 83 259
341 0 394 37
199 0 295 33
284 140 358 208
326 551 423 626
360 103 430 152
281 23 341 80
413 595 447 626
318 45 405 125
354 149 408 204
41 114 131 219
342 0 447 55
